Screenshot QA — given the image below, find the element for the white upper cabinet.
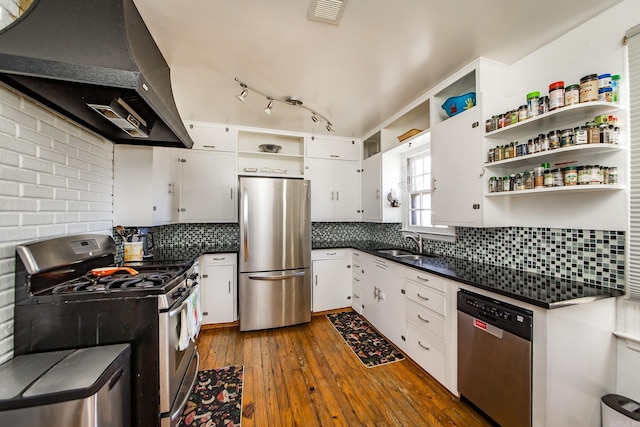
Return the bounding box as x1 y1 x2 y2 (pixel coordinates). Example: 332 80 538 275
305 158 361 221
185 121 237 152
306 136 360 161
180 150 237 222
114 145 181 226
361 152 403 223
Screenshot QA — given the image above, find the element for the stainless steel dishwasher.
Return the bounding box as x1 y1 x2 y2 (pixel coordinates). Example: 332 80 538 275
457 289 533 427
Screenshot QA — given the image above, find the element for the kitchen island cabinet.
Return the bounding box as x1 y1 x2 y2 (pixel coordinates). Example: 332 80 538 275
199 253 237 324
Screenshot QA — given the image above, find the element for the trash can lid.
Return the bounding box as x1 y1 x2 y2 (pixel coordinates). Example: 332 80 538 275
602 393 640 421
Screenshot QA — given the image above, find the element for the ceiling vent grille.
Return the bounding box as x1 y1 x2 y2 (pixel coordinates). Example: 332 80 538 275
307 0 347 25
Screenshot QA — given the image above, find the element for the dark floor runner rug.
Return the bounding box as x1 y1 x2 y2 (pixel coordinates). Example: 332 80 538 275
179 365 244 427
327 311 405 368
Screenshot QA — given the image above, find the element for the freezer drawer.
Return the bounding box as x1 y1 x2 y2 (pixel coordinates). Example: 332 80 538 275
239 269 311 331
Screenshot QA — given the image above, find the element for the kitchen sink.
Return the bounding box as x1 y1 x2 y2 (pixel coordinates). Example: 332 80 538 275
376 249 413 256
395 254 436 261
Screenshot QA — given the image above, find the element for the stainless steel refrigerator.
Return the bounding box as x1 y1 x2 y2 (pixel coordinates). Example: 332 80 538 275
238 176 312 331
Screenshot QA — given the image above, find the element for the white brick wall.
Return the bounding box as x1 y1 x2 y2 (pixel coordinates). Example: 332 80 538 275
0 84 114 364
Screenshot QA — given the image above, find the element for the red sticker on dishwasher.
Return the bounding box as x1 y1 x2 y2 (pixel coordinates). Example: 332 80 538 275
474 319 487 330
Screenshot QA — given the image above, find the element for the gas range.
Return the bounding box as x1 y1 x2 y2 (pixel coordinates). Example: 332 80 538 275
13 234 200 427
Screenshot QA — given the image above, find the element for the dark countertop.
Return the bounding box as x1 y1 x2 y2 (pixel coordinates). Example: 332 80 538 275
149 241 623 310
313 240 624 309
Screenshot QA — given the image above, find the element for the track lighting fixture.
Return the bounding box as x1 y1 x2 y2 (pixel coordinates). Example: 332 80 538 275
234 77 334 132
236 85 248 103
264 99 273 115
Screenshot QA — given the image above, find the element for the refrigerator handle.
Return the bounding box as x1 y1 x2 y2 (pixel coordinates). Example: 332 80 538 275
248 271 306 281
243 187 249 263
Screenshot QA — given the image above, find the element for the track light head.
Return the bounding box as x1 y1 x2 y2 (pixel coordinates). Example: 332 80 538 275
311 113 319 123
264 99 273 115
326 123 334 133
236 87 248 103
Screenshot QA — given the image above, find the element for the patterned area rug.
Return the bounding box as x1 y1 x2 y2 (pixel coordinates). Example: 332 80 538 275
179 365 244 427
326 311 405 368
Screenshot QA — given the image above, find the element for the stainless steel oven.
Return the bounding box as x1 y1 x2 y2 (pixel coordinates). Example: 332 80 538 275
159 283 200 427
13 234 201 427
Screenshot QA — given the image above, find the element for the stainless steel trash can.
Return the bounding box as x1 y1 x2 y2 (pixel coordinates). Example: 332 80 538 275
602 393 640 427
0 343 131 427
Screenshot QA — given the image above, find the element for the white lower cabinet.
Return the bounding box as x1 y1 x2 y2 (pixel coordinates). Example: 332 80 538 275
366 256 406 350
404 267 456 394
199 254 237 324
311 249 352 312
351 253 364 314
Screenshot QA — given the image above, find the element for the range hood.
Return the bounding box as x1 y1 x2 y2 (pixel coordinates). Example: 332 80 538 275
0 0 194 148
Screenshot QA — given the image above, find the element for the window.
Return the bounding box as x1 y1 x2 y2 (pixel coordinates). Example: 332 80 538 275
402 145 455 240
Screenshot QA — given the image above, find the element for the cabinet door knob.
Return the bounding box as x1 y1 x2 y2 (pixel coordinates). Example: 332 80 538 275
472 121 479 128
202 274 208 279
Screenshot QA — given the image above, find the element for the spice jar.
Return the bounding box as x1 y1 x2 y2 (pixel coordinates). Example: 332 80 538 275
534 166 545 188
538 96 549 115
598 73 612 89
565 84 580 105
561 128 574 147
489 176 498 193
608 167 618 184
488 148 496 163
527 91 540 118
498 113 506 129
496 145 504 161
502 176 510 192
578 166 590 185
527 138 535 154
612 75 621 102
575 126 588 144
544 168 554 187
548 130 560 150
516 173 525 191
496 176 503 192
485 119 493 133
600 124 613 144
510 110 518 125
552 169 564 186
518 105 528 121
509 174 516 191
587 122 601 143
599 87 613 102
590 165 602 184
539 133 549 151
563 166 578 186
580 74 599 102
525 171 535 190
549 81 565 110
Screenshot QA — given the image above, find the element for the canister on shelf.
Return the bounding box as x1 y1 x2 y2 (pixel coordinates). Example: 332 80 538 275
565 84 580 106
552 169 564 186
549 81 565 110
598 87 613 102
579 74 599 102
563 166 578 186
561 128 574 147
527 91 540 118
510 110 518 125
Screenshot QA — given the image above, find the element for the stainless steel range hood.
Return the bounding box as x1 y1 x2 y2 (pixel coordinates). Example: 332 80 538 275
0 0 194 148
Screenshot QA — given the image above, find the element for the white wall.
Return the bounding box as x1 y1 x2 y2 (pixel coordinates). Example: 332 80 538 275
503 0 640 403
0 84 114 364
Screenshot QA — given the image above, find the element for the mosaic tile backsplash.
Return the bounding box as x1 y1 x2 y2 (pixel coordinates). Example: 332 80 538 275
132 222 624 289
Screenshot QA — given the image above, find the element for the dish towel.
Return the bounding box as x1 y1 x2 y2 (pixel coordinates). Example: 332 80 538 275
186 284 202 342
177 308 190 351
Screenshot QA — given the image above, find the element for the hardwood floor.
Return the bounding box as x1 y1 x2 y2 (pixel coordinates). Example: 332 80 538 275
196 312 492 427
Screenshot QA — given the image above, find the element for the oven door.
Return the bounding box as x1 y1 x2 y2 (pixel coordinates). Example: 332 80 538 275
159 284 200 425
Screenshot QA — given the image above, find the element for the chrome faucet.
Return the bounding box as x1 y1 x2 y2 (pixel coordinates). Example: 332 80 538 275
404 232 423 254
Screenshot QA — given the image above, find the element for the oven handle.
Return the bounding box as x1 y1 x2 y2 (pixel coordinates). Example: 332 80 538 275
168 286 195 318
170 351 200 424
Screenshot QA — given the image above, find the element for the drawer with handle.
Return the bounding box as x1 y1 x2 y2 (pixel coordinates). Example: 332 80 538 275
405 298 445 339
405 281 446 316
405 268 445 293
199 253 236 265
406 321 445 385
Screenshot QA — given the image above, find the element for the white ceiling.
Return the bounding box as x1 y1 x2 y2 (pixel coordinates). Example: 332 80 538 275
134 0 622 139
